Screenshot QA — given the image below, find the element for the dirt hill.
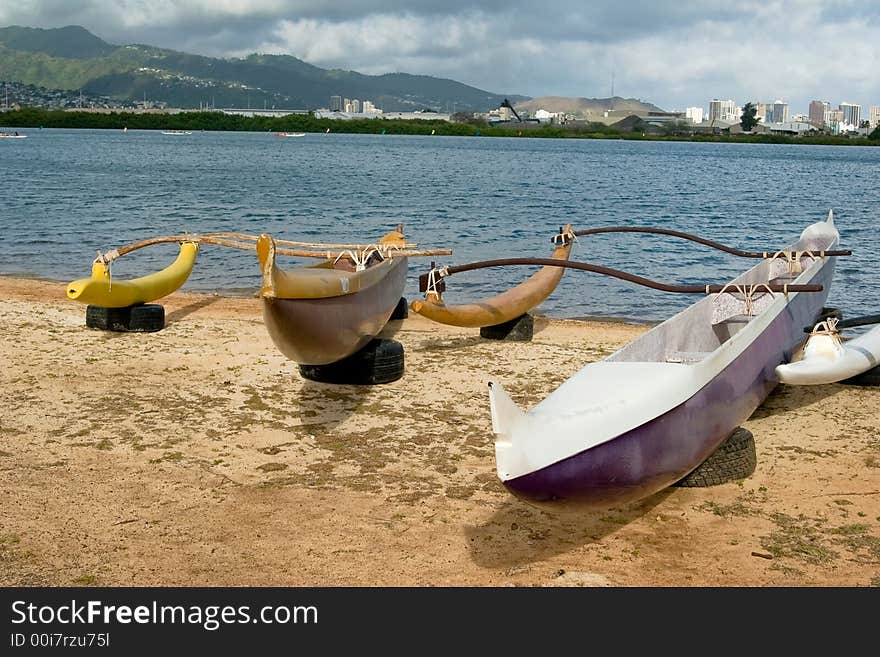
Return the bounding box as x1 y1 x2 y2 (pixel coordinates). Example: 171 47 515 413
515 95 666 117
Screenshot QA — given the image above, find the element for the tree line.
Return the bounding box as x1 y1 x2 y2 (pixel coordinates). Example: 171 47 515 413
2 107 879 144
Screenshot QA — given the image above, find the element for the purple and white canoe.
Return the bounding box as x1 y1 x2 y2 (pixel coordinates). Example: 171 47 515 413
489 211 841 508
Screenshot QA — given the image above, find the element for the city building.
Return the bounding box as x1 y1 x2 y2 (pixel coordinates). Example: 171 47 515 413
808 100 830 127
767 121 816 136
840 102 861 127
330 95 342 111
754 103 770 123
220 108 309 118
825 108 844 128
685 107 703 124
767 100 789 124
870 106 880 129
708 99 737 123
350 99 360 113
313 109 451 121
534 109 565 123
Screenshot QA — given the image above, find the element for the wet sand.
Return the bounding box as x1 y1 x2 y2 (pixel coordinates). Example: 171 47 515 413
0 276 877 586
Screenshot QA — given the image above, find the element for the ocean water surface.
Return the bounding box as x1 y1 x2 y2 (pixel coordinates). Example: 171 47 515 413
1 127 878 322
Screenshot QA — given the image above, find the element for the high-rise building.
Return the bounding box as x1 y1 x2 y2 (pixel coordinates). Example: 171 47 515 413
330 95 342 111
840 102 861 127
754 103 770 123
708 99 736 123
350 99 360 113
685 107 703 123
808 100 830 127
767 100 789 124
825 108 844 127
870 106 880 129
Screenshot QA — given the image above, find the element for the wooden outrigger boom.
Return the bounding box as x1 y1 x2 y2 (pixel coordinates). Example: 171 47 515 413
411 220 847 327
90 232 449 264
573 225 851 259
418 257 823 296
66 230 451 309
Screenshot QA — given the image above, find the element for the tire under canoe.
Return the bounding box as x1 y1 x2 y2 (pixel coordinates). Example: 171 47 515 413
298 338 404 385
86 303 165 332
672 427 757 488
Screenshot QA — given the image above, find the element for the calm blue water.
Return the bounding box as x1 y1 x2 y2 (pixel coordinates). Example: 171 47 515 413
1 127 878 322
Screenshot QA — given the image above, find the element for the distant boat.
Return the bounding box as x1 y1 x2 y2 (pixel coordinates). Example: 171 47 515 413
161 130 192 135
275 132 305 138
123 126 128 133
0 131 27 139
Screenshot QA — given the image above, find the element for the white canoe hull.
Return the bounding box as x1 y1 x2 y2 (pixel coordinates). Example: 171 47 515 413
489 212 841 507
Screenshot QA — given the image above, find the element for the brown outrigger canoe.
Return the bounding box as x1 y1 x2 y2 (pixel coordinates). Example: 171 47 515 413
256 229 409 365
410 225 575 327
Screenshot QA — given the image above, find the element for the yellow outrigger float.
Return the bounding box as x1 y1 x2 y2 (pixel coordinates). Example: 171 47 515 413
67 241 199 307
410 225 575 328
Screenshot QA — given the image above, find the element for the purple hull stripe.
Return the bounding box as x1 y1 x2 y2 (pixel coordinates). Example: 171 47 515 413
504 261 835 508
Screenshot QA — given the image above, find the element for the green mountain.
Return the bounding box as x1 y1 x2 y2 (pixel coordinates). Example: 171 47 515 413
0 25 528 112
0 25 116 59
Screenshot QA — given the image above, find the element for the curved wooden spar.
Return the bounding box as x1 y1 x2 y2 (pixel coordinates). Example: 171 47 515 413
410 226 575 328
574 225 852 258
67 241 199 307
93 233 448 262
418 256 823 295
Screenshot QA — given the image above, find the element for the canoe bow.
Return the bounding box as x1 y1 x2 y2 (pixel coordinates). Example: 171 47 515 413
410 225 574 328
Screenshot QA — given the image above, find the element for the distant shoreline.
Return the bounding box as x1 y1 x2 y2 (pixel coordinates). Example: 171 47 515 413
2 108 879 147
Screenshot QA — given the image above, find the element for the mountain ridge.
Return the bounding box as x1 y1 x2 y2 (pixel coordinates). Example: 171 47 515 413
0 24 527 112
0 25 668 116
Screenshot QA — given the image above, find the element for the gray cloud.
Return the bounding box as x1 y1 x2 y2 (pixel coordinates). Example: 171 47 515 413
2 1 878 113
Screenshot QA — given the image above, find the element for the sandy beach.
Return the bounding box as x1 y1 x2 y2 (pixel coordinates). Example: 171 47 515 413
0 275 877 587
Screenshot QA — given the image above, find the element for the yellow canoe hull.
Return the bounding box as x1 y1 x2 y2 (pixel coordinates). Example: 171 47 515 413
256 230 408 364
67 242 199 307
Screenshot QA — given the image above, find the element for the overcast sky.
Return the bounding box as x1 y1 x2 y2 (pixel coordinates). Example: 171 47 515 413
2 1 879 113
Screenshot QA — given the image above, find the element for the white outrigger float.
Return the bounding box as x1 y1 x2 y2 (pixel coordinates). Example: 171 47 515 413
776 316 880 385
488 211 848 508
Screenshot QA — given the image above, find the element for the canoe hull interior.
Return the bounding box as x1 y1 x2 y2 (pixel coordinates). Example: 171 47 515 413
262 257 408 365
502 258 834 509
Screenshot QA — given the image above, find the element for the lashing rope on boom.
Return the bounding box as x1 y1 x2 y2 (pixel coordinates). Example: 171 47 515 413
808 316 842 345
424 266 450 298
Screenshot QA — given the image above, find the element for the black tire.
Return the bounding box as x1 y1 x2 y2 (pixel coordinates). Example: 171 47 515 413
298 338 404 385
839 365 880 387
128 304 165 332
480 313 534 341
389 296 408 320
672 427 757 487
85 303 164 332
86 305 131 331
